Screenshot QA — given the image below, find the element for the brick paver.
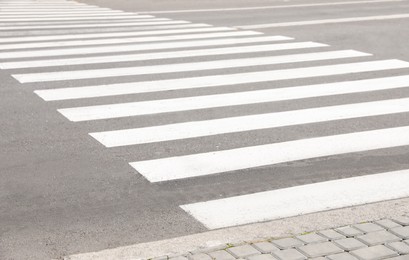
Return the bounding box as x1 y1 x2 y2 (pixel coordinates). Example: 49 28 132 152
271 238 304 249
350 245 398 259
357 230 401 246
151 216 409 260
353 223 385 233
375 219 401 230
333 238 367 251
318 229 346 240
271 249 306 260
336 226 364 237
327 252 359 260
296 233 327 244
208 250 236 260
251 242 279 253
386 241 409 254
297 242 343 257
390 226 409 239
227 245 261 258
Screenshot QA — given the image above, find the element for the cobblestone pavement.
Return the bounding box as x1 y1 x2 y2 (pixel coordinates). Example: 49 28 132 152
155 215 409 260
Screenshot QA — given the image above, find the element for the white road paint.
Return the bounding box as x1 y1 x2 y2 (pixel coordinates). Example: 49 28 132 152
0 20 189 30
2 42 325 69
40 60 409 102
140 0 402 13
0 31 262 51
0 10 124 15
131 126 409 182
0 35 290 59
0 27 234 44
0 27 233 43
15 50 368 83
0 15 155 22
90 97 409 147
238 13 409 29
181 170 409 229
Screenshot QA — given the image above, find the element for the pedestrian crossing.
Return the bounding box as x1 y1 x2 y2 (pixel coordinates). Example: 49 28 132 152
4 0 409 230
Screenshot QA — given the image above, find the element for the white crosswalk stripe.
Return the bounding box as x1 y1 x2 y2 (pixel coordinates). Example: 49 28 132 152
4 0 409 230
90 96 409 147
14 50 370 83
2 42 325 69
38 60 408 101
0 35 291 59
0 31 262 51
181 170 409 229
130 126 409 182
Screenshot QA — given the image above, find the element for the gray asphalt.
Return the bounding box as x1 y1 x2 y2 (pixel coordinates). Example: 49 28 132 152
1 0 409 259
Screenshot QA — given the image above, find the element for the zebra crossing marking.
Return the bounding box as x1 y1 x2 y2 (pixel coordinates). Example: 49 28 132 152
0 35 290 59
0 15 156 22
181 169 409 229
0 27 235 44
14 50 369 83
2 42 325 69
130 126 409 182
0 20 191 30
37 60 409 102
90 97 409 147
0 31 262 51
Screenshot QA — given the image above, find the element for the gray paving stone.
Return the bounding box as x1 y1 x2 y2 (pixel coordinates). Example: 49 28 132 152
271 249 306 260
189 254 213 260
333 238 368 251
357 230 401 246
251 242 279 253
336 226 364 237
375 219 402 230
350 245 398 260
208 250 236 260
227 245 260 258
170 257 189 260
386 256 409 260
318 230 346 240
296 233 327 244
327 252 359 260
386 241 409 254
271 238 304 249
390 226 409 239
297 241 343 257
309 258 326 260
353 223 385 233
246 254 277 260
392 216 409 226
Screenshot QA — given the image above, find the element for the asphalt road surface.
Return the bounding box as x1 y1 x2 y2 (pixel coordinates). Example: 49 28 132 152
1 0 409 259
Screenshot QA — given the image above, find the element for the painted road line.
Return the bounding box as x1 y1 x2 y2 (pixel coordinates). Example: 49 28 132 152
3 42 325 69
90 97 409 147
131 126 409 183
0 35 291 59
14 50 369 83
0 11 125 15
0 27 234 44
0 27 233 43
0 20 189 30
0 24 212 36
181 170 409 229
0 15 156 22
39 60 409 102
238 14 409 29
0 31 262 51
140 0 402 13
